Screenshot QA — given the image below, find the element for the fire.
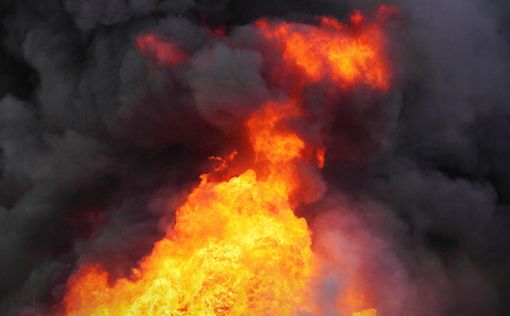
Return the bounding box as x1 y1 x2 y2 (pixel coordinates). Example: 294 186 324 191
63 100 313 316
62 7 392 316
341 289 377 316
135 34 187 66
353 309 377 316
256 13 390 90
316 148 326 169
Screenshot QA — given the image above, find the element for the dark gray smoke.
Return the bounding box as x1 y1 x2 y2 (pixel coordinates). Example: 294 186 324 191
0 0 509 315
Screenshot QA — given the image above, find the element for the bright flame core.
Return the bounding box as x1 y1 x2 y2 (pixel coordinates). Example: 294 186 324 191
62 8 391 316
64 101 313 316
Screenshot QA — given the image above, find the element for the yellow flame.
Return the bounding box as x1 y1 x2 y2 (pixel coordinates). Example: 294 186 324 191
353 308 377 316
63 101 312 315
62 7 393 315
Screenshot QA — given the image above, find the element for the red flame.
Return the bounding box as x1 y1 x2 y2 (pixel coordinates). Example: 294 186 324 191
135 34 187 66
62 7 393 316
256 13 390 91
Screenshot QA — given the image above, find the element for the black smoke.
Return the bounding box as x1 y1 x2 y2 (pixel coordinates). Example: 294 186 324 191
0 0 509 315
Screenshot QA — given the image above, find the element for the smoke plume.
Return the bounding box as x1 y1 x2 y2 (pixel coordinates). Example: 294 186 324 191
0 0 509 315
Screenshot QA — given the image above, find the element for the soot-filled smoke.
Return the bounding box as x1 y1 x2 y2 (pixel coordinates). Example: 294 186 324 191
0 0 509 315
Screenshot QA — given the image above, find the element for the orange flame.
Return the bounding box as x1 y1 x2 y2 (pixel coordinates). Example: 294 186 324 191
62 7 392 316
353 308 377 316
256 13 390 91
63 100 313 316
316 148 326 169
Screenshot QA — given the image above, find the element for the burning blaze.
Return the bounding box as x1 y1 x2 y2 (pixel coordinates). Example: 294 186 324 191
64 101 313 316
256 13 390 91
62 7 391 316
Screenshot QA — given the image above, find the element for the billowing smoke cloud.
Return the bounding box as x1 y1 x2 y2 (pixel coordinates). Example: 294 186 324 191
0 0 509 315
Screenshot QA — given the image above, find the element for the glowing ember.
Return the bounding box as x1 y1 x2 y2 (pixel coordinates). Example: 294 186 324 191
62 8 392 316
316 148 326 169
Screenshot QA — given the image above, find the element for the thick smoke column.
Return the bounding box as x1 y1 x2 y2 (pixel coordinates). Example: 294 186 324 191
0 0 509 315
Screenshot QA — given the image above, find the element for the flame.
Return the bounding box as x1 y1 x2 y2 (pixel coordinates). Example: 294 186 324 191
256 13 390 90
64 167 312 315
63 100 312 315
316 148 326 169
353 308 377 316
341 289 376 316
62 7 392 316
135 34 187 66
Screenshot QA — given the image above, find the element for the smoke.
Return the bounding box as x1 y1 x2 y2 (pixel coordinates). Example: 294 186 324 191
0 0 509 315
